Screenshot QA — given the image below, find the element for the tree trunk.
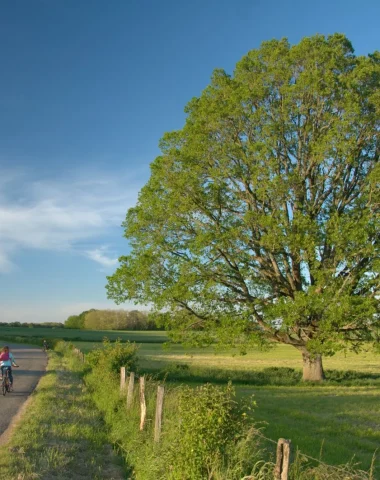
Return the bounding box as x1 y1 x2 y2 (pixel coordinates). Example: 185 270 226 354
302 352 325 382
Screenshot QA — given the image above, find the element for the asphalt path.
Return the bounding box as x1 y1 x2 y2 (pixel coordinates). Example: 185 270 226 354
0 344 47 438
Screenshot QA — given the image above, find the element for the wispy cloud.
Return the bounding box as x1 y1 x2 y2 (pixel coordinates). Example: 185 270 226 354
85 246 119 268
0 168 140 273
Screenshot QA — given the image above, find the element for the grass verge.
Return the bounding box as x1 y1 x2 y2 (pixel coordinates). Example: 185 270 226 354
0 345 125 480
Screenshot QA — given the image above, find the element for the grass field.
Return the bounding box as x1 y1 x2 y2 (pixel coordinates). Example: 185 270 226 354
0 326 167 343
2 327 379 472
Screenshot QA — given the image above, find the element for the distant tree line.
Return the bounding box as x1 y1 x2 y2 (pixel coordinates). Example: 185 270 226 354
64 309 158 331
0 322 64 328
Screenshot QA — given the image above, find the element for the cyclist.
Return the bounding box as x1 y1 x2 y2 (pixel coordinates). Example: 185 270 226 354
0 346 19 391
42 339 48 352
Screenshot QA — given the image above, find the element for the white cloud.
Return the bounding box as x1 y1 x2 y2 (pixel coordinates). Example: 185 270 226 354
0 169 141 272
85 247 119 268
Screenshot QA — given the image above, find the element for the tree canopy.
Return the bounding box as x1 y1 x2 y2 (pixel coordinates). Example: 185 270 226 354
83 309 154 330
64 309 155 330
107 34 380 380
64 312 87 329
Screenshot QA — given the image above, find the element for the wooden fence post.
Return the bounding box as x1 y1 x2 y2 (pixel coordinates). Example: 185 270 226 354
281 440 291 480
126 372 135 409
139 376 146 431
120 367 126 392
274 438 291 480
154 385 164 442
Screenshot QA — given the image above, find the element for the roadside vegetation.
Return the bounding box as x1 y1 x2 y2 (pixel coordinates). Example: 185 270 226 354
82 340 377 479
81 338 379 471
0 342 125 480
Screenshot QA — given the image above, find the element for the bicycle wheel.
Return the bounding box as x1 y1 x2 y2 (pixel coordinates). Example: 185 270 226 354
5 377 10 393
2 379 6 396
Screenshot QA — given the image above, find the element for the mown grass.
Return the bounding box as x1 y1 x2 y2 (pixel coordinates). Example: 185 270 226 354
0 347 125 480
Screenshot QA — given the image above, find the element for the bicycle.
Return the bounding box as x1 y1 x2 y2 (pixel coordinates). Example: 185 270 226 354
1 367 11 396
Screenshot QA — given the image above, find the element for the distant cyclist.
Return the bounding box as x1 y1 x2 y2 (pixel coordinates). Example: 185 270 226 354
42 339 48 352
0 346 19 391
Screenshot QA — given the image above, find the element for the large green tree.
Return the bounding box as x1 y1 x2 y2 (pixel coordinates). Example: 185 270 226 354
107 34 380 381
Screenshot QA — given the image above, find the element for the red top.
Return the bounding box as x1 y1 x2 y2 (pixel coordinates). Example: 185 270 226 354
0 352 10 361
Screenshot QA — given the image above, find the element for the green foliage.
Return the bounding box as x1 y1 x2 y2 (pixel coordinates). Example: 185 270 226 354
166 383 255 479
107 34 380 379
64 313 86 329
86 338 138 375
83 309 157 331
64 308 157 330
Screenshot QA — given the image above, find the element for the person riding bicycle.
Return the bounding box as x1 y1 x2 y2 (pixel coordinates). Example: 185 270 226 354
0 346 19 391
42 339 49 352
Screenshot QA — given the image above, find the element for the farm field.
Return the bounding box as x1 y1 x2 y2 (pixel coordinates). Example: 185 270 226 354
0 326 167 343
1 327 379 471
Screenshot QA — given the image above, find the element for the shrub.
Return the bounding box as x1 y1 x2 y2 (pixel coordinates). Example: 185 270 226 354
86 338 138 375
166 382 256 479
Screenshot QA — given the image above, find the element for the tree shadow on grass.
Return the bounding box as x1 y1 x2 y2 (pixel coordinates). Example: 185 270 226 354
141 361 380 387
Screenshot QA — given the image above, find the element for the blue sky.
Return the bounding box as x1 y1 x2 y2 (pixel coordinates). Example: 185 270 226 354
0 0 379 323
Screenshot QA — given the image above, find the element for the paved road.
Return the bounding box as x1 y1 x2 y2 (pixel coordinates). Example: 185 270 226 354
0 344 47 437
